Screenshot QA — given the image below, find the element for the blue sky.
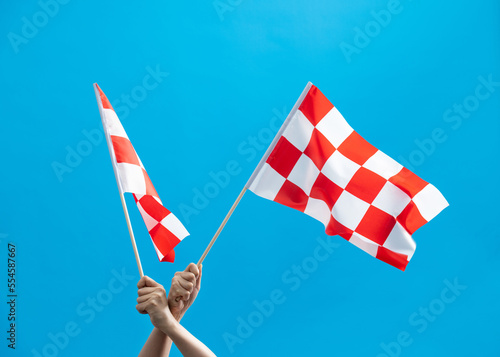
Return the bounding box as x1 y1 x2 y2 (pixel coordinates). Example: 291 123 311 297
1 0 499 356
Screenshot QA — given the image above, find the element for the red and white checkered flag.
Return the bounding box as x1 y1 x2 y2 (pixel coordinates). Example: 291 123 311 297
95 84 188 263
247 83 448 270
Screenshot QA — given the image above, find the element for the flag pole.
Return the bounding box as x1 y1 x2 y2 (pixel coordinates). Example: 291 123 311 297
197 82 313 265
197 187 247 265
117 191 144 277
93 83 144 278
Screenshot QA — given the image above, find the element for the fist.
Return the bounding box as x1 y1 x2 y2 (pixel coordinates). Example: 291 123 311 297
136 276 173 330
168 263 202 321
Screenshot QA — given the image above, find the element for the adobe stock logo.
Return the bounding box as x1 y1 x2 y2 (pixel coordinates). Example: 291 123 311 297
376 277 467 357
178 107 287 224
339 0 413 63
397 74 500 171
213 0 244 21
31 268 135 357
7 0 72 54
222 236 340 353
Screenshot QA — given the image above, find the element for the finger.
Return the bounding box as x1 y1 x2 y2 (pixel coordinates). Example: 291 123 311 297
137 276 148 289
168 281 191 301
136 301 150 314
137 291 164 304
185 263 200 278
137 294 151 304
175 271 197 284
138 276 161 289
137 287 162 297
169 281 191 299
174 273 196 291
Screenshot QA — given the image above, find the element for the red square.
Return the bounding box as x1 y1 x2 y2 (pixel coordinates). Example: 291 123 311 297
304 129 336 169
310 173 343 210
397 201 427 234
161 249 176 263
376 246 409 271
326 216 353 238
274 180 309 212
150 224 180 260
355 206 396 245
389 167 428 198
337 131 378 165
96 84 114 110
298 85 334 126
142 169 159 198
345 167 387 204
138 194 169 222
266 137 302 178
112 136 140 165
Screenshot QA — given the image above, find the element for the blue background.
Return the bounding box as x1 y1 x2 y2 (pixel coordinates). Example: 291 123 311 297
1 0 499 356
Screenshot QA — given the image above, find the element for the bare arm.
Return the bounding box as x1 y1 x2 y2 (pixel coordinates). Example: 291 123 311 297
137 264 215 357
161 317 216 357
138 327 172 357
138 264 201 357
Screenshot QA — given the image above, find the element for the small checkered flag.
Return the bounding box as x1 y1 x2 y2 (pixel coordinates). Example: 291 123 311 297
198 83 448 270
94 84 188 276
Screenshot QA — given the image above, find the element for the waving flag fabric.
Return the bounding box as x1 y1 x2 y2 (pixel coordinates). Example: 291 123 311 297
247 83 448 270
95 84 189 262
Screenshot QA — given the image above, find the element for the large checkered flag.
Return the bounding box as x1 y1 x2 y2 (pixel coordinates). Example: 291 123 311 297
198 83 448 270
94 84 189 276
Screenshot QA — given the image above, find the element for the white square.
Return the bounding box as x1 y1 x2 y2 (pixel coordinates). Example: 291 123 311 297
282 110 315 152
161 214 189 241
117 162 146 195
412 184 449 222
382 222 416 258
321 151 361 189
136 200 159 231
315 107 354 148
249 163 286 201
304 197 332 227
349 233 378 257
332 190 370 230
287 154 321 195
372 181 411 217
363 150 404 180
104 109 128 138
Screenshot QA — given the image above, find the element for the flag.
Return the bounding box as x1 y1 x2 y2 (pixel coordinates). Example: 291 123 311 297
94 84 189 262
247 83 448 270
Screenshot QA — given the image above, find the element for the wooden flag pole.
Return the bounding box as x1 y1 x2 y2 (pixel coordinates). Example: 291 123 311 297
94 83 144 278
197 187 248 265
196 82 314 266
118 192 144 277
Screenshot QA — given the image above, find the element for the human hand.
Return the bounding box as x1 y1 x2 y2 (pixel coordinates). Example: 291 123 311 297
136 276 176 332
168 263 202 321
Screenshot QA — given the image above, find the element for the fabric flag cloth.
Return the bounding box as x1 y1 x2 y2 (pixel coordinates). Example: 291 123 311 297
247 83 448 270
95 84 189 262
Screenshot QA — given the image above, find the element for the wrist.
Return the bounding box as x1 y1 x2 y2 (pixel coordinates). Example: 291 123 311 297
159 317 180 337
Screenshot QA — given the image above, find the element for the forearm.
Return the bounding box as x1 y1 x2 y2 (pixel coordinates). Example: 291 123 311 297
164 321 216 357
138 327 173 357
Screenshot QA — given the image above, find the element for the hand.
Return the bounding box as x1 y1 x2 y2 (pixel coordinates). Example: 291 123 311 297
168 263 202 321
136 276 176 332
